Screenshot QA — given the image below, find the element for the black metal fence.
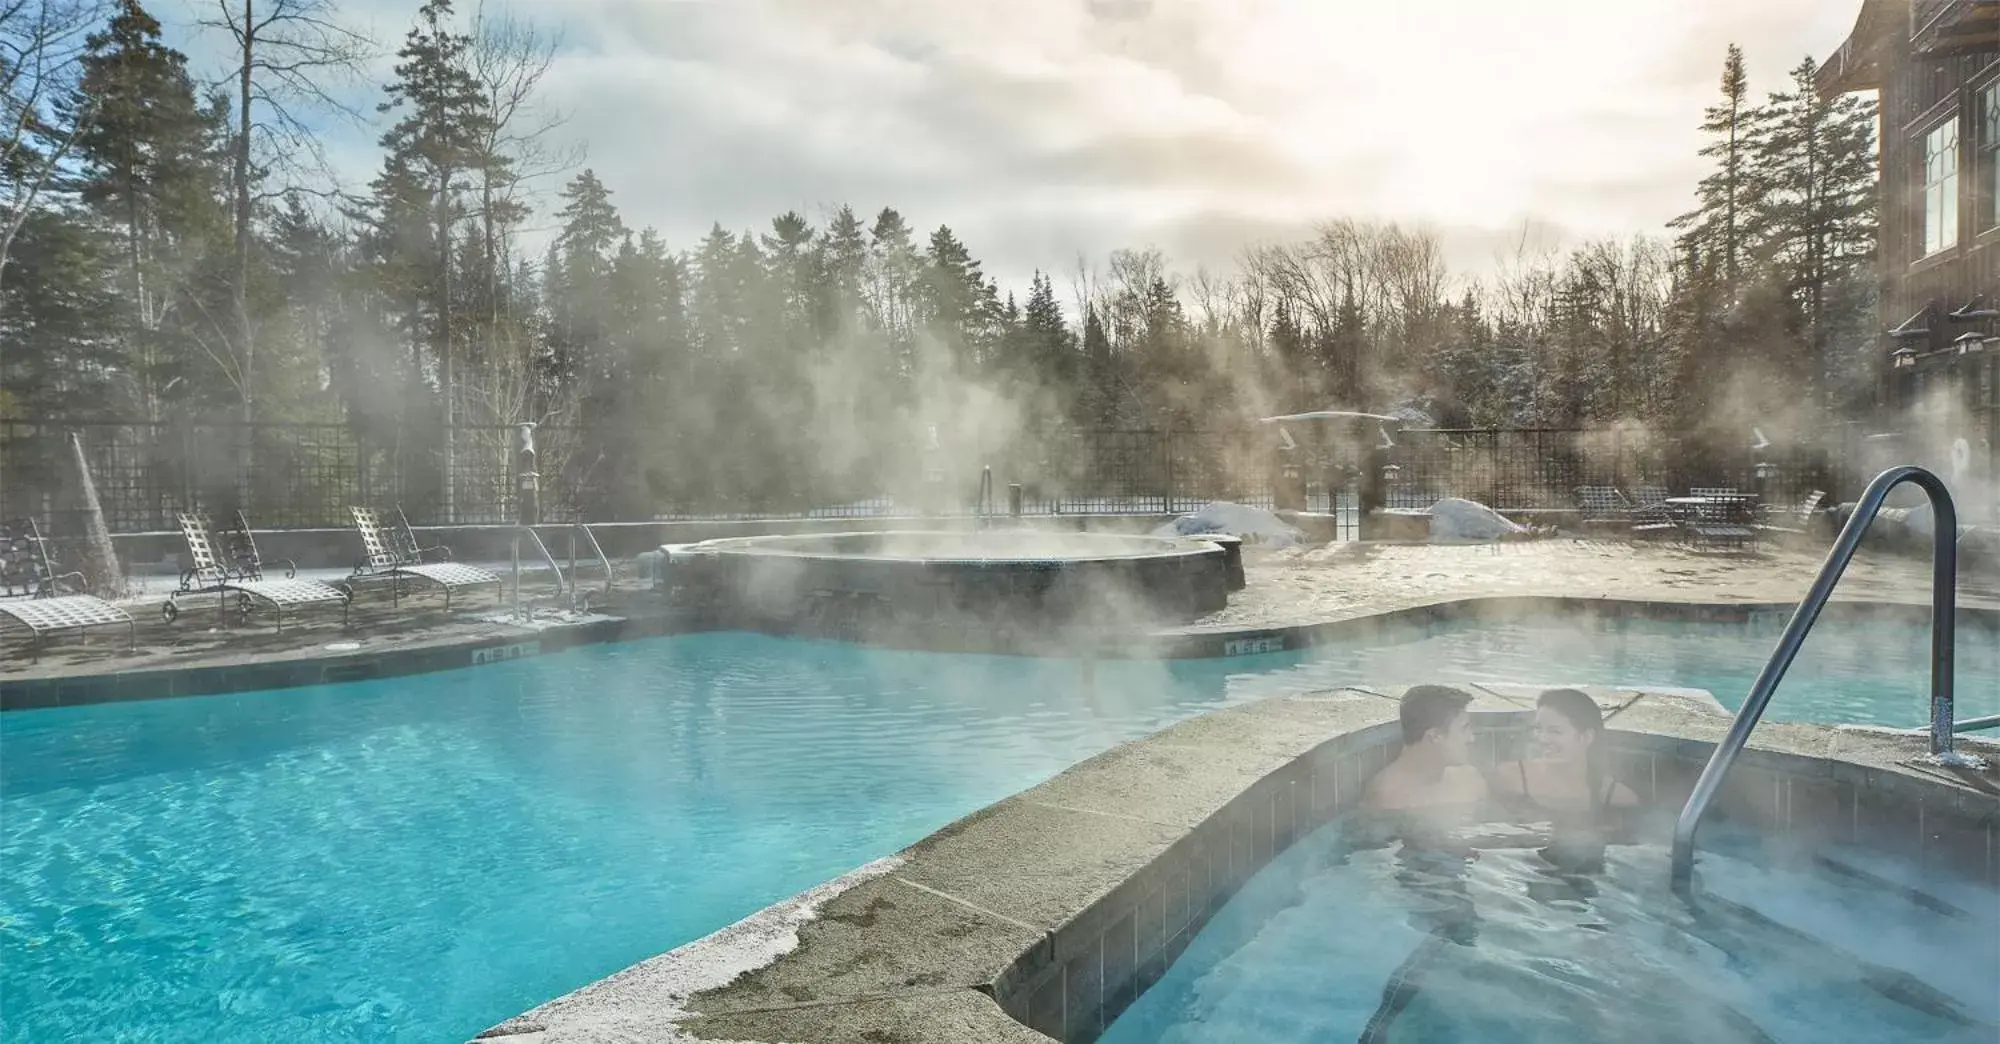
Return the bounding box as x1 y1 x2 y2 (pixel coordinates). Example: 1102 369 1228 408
2 417 1842 535
0 419 599 532
1381 428 1833 513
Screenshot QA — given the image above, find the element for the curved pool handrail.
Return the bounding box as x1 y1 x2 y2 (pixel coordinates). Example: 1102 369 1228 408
1670 465 1978 890
1954 713 2000 733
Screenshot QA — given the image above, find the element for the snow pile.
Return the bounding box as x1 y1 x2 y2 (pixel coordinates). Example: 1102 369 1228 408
1904 503 1936 537
1154 501 1303 548
1427 498 1527 543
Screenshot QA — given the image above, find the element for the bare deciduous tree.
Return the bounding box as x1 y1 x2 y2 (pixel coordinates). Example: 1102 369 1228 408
461 0 579 425
0 0 104 291
198 0 374 420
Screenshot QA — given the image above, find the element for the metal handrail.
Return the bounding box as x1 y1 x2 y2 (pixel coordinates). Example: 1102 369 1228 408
1670 465 1980 889
1955 713 2000 733
568 522 614 606
520 525 567 601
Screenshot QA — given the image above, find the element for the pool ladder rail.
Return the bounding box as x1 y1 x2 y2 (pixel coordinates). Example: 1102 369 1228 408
509 522 615 618
975 465 995 528
1670 465 1985 890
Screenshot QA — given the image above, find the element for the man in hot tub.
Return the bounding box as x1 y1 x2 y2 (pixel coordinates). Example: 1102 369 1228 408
1363 685 1489 816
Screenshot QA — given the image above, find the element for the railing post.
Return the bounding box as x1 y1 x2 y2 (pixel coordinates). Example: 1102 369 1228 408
1670 465 1973 891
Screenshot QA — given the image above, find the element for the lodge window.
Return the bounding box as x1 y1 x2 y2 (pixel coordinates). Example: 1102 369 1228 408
1922 117 1959 255
1982 81 2000 231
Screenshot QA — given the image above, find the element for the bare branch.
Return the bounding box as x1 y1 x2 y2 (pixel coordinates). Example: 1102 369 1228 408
0 0 106 282
195 0 377 198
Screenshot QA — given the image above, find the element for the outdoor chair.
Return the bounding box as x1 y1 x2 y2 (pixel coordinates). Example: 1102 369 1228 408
166 511 350 631
1686 494 1759 553
1 517 84 597
1574 486 1631 531
216 509 300 582
1757 490 1826 537
0 517 134 661
343 506 501 610
1625 487 1678 540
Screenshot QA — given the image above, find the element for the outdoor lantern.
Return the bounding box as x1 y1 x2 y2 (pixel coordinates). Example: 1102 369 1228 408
1954 331 1985 354
1892 346 1917 369
1754 461 1776 480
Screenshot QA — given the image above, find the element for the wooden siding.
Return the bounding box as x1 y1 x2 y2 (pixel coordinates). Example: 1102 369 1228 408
1877 45 1998 351
1868 8 1999 495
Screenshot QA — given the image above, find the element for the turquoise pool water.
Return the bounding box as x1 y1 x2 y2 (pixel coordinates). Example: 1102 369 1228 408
1 617 1995 1042
1099 821 2000 1043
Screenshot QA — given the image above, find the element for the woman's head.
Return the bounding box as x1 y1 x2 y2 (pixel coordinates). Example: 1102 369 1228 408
1533 688 1605 763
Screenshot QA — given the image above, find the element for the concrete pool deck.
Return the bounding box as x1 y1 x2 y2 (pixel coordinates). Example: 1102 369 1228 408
471 683 2000 1043
5 539 1997 708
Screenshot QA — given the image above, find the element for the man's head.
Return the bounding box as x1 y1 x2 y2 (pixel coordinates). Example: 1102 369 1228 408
1399 685 1475 765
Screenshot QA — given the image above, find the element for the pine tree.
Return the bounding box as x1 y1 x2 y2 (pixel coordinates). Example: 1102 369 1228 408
920 224 999 373
372 0 491 517
1268 301 1308 412
1022 270 1074 396
551 168 623 379
1747 56 1878 413
1671 44 1757 294
72 0 231 417
1081 304 1113 426
0 210 127 416
866 207 918 400
818 204 867 337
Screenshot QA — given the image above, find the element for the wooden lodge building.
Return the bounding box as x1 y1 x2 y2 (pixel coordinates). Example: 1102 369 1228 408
1821 0 1998 505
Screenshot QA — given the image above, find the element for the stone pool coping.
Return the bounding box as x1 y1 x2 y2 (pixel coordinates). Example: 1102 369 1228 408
5 594 1996 710
474 685 2000 1044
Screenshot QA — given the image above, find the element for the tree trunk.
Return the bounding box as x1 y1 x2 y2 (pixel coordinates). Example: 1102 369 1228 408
235 0 256 425
436 174 455 523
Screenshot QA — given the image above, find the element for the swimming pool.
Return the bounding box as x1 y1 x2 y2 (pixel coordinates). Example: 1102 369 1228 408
1 615 1994 1041
1098 820 2000 1043
1222 613 2000 727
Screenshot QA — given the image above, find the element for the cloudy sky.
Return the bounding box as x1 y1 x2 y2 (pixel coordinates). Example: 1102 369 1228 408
166 0 1866 292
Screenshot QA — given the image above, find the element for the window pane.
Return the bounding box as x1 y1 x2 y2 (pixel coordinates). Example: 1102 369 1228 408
1926 183 1943 253
1992 151 2000 228
1922 119 1961 253
1988 84 2000 230
1943 170 1958 249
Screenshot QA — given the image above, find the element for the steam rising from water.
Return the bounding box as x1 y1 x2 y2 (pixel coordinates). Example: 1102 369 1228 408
65 432 124 598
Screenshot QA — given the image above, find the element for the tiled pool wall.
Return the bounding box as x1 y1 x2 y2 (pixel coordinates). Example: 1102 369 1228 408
989 722 1401 1042
710 594 2000 660
6 593 1996 710
989 713 2000 1044
682 540 1234 641
0 611 694 710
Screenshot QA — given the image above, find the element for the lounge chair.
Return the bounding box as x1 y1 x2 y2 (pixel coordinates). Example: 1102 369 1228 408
165 511 350 631
1625 487 1678 540
217 508 301 581
1686 494 1759 553
1 517 84 597
1574 486 1630 531
1757 490 1826 537
343 506 501 610
0 517 134 661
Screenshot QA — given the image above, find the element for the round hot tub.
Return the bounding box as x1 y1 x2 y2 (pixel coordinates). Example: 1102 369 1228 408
663 529 1234 645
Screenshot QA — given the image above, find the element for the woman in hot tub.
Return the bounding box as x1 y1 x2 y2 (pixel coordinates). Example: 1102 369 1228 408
1491 688 1641 870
